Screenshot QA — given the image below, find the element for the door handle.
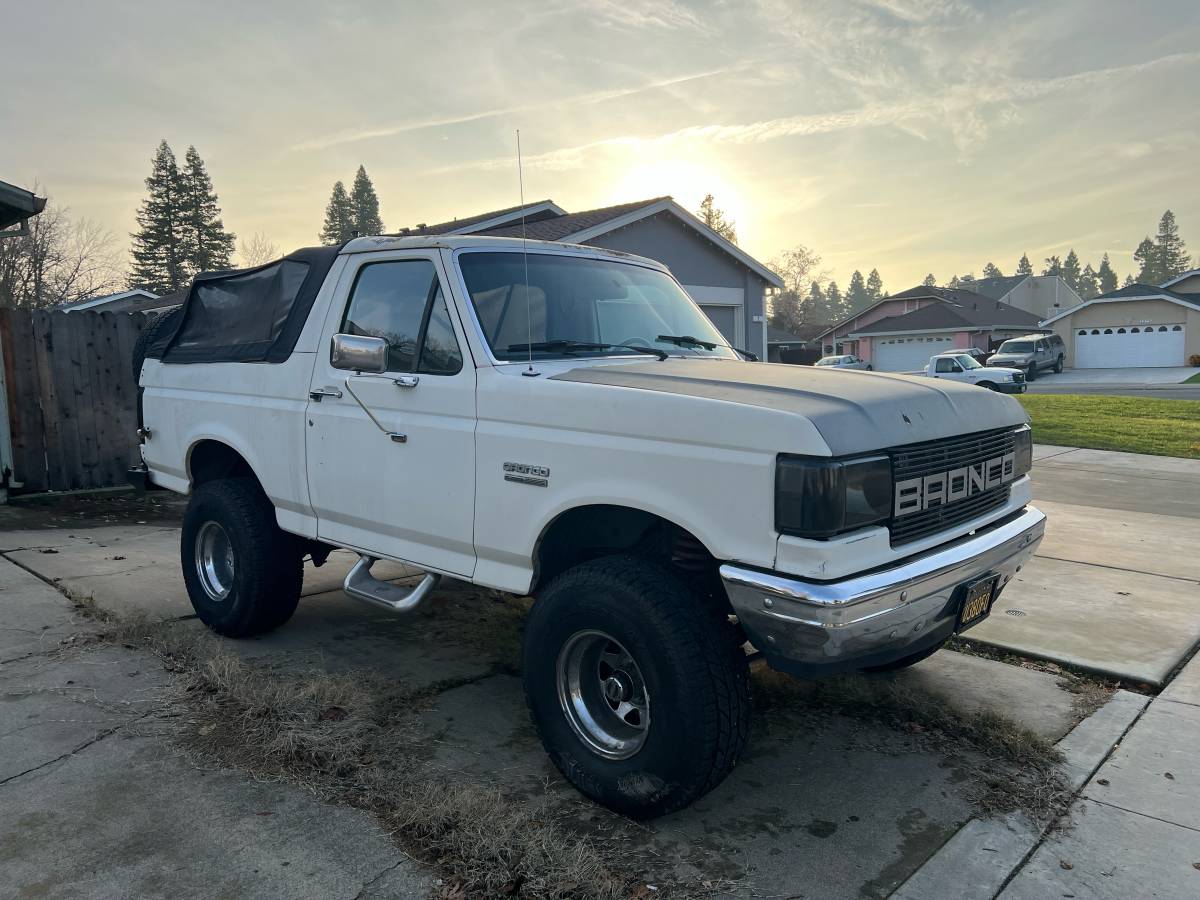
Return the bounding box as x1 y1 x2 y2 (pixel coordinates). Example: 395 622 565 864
393 375 420 389
309 387 343 401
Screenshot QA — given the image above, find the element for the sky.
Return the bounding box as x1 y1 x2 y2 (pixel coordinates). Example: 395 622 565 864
2 0 1199 292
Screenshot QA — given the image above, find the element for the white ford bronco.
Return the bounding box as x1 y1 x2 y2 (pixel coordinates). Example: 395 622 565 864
132 235 1045 818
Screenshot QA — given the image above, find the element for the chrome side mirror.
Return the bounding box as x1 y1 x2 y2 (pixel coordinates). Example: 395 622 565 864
330 333 388 374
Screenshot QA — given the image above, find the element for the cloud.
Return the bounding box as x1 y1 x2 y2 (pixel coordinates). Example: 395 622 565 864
434 48 1200 173
288 65 742 152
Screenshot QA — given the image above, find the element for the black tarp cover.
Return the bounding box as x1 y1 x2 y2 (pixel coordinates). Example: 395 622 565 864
149 245 341 364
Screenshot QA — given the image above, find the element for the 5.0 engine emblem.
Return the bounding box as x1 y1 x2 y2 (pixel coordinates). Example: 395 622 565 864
503 462 550 488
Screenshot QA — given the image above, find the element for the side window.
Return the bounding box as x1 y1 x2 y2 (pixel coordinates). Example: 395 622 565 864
935 358 955 373
342 260 462 375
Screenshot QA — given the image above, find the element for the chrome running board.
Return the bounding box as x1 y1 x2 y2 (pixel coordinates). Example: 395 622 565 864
343 556 440 614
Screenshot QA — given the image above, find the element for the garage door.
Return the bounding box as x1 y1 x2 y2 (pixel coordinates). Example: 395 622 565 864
873 335 956 372
1074 324 1185 368
700 304 738 346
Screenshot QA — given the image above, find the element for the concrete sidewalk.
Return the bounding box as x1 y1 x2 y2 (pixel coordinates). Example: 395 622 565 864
997 650 1200 899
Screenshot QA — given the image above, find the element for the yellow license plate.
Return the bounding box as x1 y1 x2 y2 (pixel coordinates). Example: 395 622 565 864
958 576 998 630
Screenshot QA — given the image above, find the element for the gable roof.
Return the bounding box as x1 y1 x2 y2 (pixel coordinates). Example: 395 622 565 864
398 196 783 288
848 294 1045 336
1161 268 1200 289
59 288 160 312
767 326 806 345
1040 282 1200 325
971 274 1029 300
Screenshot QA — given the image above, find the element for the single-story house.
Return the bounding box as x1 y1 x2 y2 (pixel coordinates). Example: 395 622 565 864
766 326 810 364
59 289 184 316
401 197 784 360
816 284 1046 371
971 274 1083 320
1041 275 1200 368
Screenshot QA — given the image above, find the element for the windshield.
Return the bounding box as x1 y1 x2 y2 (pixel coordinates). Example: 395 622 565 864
815 357 841 366
999 341 1034 353
458 251 737 361
956 354 983 369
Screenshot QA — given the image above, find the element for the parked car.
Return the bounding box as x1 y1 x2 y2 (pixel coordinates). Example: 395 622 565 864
130 235 1044 819
987 333 1064 379
814 354 872 370
924 352 1026 393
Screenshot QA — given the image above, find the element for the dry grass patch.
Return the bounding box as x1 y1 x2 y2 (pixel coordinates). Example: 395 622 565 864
102 616 636 899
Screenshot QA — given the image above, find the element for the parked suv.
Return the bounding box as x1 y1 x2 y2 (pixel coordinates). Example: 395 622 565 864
131 235 1044 819
986 333 1064 379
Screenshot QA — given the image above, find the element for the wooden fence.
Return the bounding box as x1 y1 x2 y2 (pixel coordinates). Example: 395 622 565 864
0 309 151 493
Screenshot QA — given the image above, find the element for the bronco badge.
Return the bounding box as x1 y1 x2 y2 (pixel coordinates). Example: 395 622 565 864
504 462 550 488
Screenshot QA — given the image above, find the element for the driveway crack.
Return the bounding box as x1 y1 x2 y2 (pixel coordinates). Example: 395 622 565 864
0 710 151 788
351 858 409 900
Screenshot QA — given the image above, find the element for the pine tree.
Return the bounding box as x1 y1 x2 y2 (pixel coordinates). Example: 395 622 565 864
1061 249 1082 292
1133 237 1158 284
806 281 826 322
846 270 870 312
320 181 354 245
1077 264 1099 300
179 145 235 275
129 140 187 294
982 262 1003 278
1123 274 1135 287
866 268 883 301
1153 210 1190 281
1096 253 1118 294
922 273 937 287
1042 255 1063 278
825 280 843 319
697 194 737 244
1015 253 1032 275
350 165 384 236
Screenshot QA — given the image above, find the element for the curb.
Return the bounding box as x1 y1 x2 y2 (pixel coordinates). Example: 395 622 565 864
889 689 1148 899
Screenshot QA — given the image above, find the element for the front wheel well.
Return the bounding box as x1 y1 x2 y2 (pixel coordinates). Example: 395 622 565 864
531 504 727 608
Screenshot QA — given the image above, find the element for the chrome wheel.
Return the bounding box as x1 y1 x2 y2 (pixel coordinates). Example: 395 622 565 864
556 630 650 760
194 520 235 602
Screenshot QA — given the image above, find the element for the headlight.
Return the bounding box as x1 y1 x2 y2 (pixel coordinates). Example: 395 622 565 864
1013 424 1032 477
775 454 892 539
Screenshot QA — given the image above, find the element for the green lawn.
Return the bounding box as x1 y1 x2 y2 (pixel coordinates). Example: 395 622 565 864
1016 394 1200 459
1184 372 1200 384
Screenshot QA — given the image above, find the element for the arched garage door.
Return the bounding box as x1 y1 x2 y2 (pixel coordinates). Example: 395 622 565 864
873 335 956 371
1074 324 1185 368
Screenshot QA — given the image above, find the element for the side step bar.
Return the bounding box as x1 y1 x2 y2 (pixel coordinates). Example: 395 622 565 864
343 556 441 614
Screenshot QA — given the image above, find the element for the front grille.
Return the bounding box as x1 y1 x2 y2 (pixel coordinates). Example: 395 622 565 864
887 427 1018 547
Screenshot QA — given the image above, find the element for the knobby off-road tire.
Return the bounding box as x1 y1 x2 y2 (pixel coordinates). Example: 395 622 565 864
522 555 751 819
181 478 303 637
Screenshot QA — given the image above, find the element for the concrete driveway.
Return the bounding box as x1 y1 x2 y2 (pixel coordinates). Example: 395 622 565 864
3 445 1196 897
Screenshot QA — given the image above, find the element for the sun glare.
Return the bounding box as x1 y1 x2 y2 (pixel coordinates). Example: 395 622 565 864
613 158 747 231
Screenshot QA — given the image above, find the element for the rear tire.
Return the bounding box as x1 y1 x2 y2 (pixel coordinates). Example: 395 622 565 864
181 478 303 637
1053 355 1064 374
522 556 751 819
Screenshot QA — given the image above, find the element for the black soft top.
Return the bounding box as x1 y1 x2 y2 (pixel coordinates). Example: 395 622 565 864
147 245 342 364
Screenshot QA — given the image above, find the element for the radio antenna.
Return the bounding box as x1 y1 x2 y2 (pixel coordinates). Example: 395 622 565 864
517 129 537 377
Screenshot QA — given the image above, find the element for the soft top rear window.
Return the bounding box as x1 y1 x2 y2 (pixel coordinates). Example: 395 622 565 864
150 245 340 364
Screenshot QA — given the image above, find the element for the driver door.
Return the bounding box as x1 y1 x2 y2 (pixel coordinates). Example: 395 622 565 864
304 252 477 576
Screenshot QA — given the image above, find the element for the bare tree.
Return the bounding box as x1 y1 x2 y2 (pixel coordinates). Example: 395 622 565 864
768 245 828 331
239 231 280 267
0 198 121 309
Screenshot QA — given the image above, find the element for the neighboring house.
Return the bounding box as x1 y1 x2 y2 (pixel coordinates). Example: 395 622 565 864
815 284 1045 371
971 274 1082 320
59 289 160 313
0 178 45 236
400 197 784 360
765 326 810 364
1041 276 1200 368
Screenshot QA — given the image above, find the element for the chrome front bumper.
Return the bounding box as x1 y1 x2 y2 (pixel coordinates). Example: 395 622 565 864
720 506 1046 676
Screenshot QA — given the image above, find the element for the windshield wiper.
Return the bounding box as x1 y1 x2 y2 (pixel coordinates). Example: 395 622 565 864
506 340 667 360
657 334 759 361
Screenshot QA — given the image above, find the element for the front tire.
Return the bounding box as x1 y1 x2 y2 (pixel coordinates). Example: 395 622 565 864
1053 355 1064 374
1025 364 1037 381
181 478 303 637
522 556 751 819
